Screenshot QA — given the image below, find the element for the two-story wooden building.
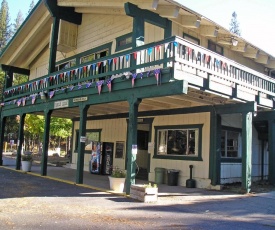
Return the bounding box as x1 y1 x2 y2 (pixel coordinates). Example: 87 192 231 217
0 0 275 194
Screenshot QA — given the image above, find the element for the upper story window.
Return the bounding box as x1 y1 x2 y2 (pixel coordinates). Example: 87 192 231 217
183 33 200 45
154 124 203 161
221 127 242 158
116 33 133 52
208 40 223 55
55 59 76 71
80 49 109 64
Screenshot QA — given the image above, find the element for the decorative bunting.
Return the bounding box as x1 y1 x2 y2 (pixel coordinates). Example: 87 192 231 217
196 51 201 61
69 86 74 91
125 54 130 62
173 41 178 47
119 56 123 63
106 79 112 92
0 102 4 107
96 80 104 95
132 73 137 87
154 69 161 85
133 52 137 60
49 91 55 98
148 47 153 56
22 98 26 106
17 99 21 107
113 57 118 64
31 95 36 104
86 82 92 88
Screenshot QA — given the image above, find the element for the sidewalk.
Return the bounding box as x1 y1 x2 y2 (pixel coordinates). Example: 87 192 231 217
3 155 261 203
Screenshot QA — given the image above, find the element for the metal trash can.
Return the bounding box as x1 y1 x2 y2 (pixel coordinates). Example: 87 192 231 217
155 167 165 184
167 169 180 186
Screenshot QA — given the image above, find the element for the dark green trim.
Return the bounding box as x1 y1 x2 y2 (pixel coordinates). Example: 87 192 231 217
268 119 275 185
0 116 6 166
115 33 133 52
1 65 30 75
16 113 26 170
222 125 242 132
153 124 203 161
221 158 242 163
41 109 52 176
125 97 141 195
183 33 200 45
76 104 89 184
209 110 221 185
48 17 60 74
44 0 82 25
215 102 256 114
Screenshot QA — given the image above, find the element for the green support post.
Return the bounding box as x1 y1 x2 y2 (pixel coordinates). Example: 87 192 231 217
48 17 60 74
268 119 275 185
76 104 89 184
126 97 141 195
41 109 52 176
0 116 6 166
242 112 253 193
209 109 221 186
16 114 26 170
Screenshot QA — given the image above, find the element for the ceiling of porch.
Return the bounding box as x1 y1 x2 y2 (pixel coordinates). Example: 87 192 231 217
48 87 237 119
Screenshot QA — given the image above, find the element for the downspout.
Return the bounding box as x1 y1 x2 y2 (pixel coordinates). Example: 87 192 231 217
261 140 265 181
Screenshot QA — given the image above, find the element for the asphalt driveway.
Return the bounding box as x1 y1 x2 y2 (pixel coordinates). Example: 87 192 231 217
1 167 275 230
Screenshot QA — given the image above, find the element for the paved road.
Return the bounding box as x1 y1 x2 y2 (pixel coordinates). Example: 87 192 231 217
0 167 275 230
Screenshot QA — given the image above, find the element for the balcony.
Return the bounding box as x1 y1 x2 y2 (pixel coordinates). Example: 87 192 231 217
2 36 275 112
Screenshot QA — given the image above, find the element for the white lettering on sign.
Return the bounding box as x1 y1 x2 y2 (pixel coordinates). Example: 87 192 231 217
54 100 69 109
80 136 86 143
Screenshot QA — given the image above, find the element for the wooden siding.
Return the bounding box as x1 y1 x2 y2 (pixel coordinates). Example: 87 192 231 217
149 112 211 188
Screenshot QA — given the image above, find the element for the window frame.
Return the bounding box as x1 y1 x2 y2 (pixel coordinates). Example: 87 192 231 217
153 124 203 161
74 129 102 154
183 33 200 45
115 32 133 52
208 40 223 55
221 126 242 161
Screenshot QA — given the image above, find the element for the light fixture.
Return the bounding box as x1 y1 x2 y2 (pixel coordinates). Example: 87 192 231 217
231 37 238 46
40 91 47 101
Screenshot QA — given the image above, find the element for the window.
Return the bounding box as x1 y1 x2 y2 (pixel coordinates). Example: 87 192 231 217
116 33 133 51
208 40 223 55
74 129 101 153
154 125 203 160
221 128 242 158
55 59 76 71
183 33 200 45
80 50 109 64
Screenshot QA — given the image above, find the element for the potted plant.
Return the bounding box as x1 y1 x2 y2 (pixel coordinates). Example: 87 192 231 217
21 154 33 172
108 167 126 193
130 183 158 202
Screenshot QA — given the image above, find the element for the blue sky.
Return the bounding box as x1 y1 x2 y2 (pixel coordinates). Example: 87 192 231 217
7 0 275 56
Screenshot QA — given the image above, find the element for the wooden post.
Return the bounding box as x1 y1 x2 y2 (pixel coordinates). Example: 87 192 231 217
126 97 141 195
268 119 275 185
242 112 253 193
76 104 89 184
16 114 26 170
41 109 52 176
209 109 221 186
0 116 6 166
48 17 60 74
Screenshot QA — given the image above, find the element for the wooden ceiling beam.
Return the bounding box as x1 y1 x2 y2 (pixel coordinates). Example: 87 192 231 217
155 5 180 18
255 54 269 65
181 15 201 28
243 46 259 59
200 26 218 37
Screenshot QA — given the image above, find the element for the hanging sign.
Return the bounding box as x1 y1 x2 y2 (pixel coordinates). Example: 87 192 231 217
80 136 86 143
73 97 88 103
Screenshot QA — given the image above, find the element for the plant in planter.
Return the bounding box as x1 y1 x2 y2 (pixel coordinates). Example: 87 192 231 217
130 183 158 202
108 167 126 193
21 154 33 172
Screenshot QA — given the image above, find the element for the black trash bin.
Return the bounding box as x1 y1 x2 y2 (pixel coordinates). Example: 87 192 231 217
167 169 179 186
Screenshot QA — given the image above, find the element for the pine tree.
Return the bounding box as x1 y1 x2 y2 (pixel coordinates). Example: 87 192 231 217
28 0 35 15
12 10 24 34
229 11 241 36
0 0 11 51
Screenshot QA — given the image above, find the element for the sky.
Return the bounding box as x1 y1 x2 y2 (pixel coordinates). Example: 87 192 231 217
6 0 275 57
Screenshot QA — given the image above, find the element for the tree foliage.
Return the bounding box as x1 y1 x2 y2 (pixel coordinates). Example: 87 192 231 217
28 0 35 15
12 10 24 34
0 0 11 51
229 11 241 36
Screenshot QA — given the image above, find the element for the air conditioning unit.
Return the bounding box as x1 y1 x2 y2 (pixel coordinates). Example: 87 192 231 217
50 20 78 53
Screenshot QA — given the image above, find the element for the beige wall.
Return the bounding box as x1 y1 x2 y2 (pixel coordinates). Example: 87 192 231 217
148 112 212 188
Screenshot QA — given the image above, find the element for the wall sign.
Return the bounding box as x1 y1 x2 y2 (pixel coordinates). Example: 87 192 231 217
73 97 88 103
115 141 124 158
54 100 69 109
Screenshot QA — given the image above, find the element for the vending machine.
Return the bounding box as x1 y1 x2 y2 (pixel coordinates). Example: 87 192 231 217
89 141 114 175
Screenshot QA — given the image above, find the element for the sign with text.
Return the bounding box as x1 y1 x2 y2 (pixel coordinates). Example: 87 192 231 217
73 97 88 103
54 100 69 109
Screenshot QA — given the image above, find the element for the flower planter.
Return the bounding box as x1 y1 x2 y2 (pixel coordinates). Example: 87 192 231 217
108 176 126 193
21 161 32 172
130 184 158 203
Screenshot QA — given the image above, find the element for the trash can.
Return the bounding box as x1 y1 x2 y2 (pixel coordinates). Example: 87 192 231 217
167 169 180 186
155 167 165 184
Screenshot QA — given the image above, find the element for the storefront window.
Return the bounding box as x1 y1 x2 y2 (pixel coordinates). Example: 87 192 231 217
221 129 241 158
155 125 202 159
74 129 101 153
